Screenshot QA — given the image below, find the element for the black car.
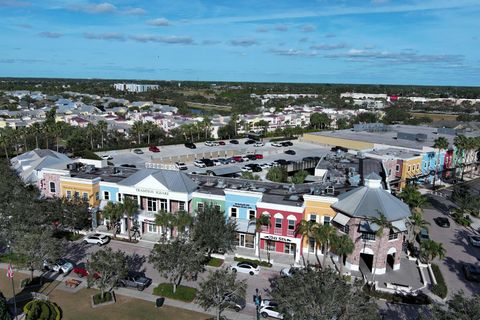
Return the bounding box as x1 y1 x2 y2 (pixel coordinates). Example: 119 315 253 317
230 139 239 144
463 264 480 282
434 217 450 228
281 141 293 147
185 142 197 149
201 158 214 167
246 164 262 172
284 149 296 155
118 274 152 291
246 154 257 161
245 139 256 145
274 159 288 165
302 157 314 162
224 294 246 312
120 164 136 168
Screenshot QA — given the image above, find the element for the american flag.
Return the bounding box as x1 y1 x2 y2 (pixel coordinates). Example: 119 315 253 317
6 263 14 279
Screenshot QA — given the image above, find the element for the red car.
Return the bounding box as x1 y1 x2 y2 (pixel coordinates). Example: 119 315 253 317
218 141 226 146
149 146 160 153
254 154 263 159
73 267 100 279
232 155 243 162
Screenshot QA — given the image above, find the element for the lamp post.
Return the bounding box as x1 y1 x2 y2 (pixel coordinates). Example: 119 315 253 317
254 288 262 320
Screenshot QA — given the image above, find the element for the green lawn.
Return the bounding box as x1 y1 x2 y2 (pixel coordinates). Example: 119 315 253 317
0 269 208 320
153 283 197 302
206 257 224 267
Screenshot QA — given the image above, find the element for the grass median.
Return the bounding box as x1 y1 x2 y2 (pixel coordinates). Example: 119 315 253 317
153 283 197 303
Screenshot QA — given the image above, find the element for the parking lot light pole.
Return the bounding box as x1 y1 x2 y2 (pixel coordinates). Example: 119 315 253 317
254 288 261 320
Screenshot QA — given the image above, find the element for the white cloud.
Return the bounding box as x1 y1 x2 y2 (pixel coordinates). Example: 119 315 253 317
147 18 170 26
300 24 316 32
310 43 348 50
83 32 125 41
38 31 64 38
0 0 30 7
123 7 146 15
230 38 258 46
129 35 193 44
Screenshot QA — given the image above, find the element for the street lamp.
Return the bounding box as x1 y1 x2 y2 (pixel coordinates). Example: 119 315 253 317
253 288 262 320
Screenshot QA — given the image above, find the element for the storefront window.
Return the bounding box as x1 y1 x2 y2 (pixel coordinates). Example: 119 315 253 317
267 240 275 251
284 243 295 255
179 202 185 211
147 198 157 212
308 237 315 253
197 202 204 211
49 182 56 193
275 218 282 229
245 234 255 248
323 216 331 226
249 210 256 220
103 191 110 200
309 214 317 222
66 191 72 199
159 199 167 211
230 207 238 219
147 223 157 233
82 192 88 201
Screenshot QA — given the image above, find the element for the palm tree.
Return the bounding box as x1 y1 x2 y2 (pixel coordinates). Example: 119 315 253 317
202 115 212 140
408 211 430 242
174 210 193 238
102 201 123 239
30 122 43 149
154 210 173 241
454 135 468 179
142 121 157 145
131 121 144 144
120 196 138 242
315 224 336 269
0 128 12 161
249 214 271 260
97 120 108 149
330 234 354 276
51 121 67 152
420 240 446 265
86 123 97 149
433 137 449 188
295 220 318 266
399 184 426 211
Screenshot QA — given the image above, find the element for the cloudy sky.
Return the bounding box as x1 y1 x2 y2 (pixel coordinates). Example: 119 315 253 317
0 0 479 85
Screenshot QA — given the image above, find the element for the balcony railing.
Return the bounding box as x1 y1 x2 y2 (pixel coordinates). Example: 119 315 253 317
286 229 295 237
274 228 282 235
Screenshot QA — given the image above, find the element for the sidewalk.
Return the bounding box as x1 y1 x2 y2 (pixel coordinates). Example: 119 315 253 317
0 264 252 320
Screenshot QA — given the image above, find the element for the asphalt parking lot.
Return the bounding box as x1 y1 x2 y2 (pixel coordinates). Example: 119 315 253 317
97 138 330 175
422 199 480 297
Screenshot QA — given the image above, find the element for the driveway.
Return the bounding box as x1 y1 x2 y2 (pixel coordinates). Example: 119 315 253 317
422 207 480 297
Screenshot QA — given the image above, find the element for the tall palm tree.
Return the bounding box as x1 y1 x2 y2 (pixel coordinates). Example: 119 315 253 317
97 120 108 149
202 115 212 140
315 224 336 269
399 184 426 210
30 122 43 149
131 121 144 145
420 239 446 265
408 211 430 242
154 210 173 241
0 128 12 161
174 210 193 238
86 123 97 150
51 121 66 152
120 196 138 242
295 220 318 266
102 201 123 239
249 214 271 260
433 137 449 188
330 234 354 276
454 135 468 179
142 121 157 145
19 126 29 152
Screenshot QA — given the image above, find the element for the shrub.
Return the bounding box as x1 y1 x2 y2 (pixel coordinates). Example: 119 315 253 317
0 253 27 265
431 264 448 299
20 277 43 288
233 257 272 268
52 230 83 241
153 283 196 302
23 300 61 320
363 286 431 305
206 257 224 267
92 292 114 305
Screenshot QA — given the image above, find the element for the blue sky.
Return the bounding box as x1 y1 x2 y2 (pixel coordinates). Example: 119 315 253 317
0 0 479 85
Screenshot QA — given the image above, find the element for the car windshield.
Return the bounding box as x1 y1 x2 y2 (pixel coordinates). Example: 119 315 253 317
472 236 480 241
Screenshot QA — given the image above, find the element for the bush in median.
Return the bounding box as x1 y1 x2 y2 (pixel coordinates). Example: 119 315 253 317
23 300 62 320
153 283 197 302
431 264 448 299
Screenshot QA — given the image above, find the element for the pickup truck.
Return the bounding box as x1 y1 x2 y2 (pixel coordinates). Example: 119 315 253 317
118 274 152 291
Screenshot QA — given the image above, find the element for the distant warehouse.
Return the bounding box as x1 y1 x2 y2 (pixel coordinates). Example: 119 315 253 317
113 83 159 92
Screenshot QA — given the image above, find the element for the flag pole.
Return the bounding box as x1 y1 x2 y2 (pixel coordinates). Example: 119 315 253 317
7 263 17 320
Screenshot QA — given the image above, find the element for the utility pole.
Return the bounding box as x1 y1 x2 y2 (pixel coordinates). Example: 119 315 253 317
254 288 262 320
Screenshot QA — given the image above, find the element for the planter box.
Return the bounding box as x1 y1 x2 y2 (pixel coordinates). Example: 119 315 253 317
91 291 116 308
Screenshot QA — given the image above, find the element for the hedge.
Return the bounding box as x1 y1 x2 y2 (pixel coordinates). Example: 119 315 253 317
431 264 448 299
23 300 62 320
92 292 114 305
153 283 196 302
233 256 272 268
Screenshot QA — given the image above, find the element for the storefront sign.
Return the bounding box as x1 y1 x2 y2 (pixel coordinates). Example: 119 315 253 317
260 234 292 243
135 188 169 196
233 203 253 209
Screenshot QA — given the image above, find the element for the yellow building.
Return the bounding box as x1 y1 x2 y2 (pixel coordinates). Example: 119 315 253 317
302 133 374 150
60 176 101 207
302 195 338 255
398 155 422 189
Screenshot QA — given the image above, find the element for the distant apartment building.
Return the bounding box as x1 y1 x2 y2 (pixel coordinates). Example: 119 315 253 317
113 83 159 93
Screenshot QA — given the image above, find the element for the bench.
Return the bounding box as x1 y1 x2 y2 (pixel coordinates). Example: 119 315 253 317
65 279 81 288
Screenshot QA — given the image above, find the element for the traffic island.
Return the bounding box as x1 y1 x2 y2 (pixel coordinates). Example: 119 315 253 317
153 283 197 302
91 291 116 308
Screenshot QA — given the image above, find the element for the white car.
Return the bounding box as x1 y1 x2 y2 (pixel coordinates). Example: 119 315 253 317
254 142 265 147
230 261 260 275
175 162 188 170
259 163 271 169
260 306 283 319
271 142 283 147
194 160 206 168
212 159 222 166
241 156 250 162
43 259 74 274
260 299 278 308
280 266 302 278
241 166 253 173
205 141 214 146
101 154 113 160
83 233 110 245
469 235 480 247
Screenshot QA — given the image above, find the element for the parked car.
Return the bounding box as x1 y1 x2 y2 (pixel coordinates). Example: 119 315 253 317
118 274 152 291
219 158 231 165
417 228 430 243
185 142 196 149
245 139 256 145
232 156 244 162
43 259 74 274
224 294 246 312
260 299 279 308
133 149 143 154
212 159 222 166
254 154 264 159
205 141 216 147
254 142 265 147
246 154 257 161
229 261 260 275
260 306 284 319
241 156 250 162
148 146 160 153
468 235 480 247
230 139 239 144
271 142 283 147
284 149 296 155
101 154 113 160
73 266 100 279
280 266 302 278
241 166 253 173
175 162 188 170
120 164 136 168
281 141 293 147
194 160 206 168
201 158 215 167
218 141 226 145
274 159 288 165
302 156 314 162
259 163 272 169
463 264 480 282
434 217 450 228
83 234 110 246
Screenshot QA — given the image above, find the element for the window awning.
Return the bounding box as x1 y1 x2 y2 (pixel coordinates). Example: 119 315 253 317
359 221 380 233
392 219 407 232
332 212 350 226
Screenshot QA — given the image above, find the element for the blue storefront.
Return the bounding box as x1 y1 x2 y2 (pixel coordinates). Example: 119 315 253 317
421 150 445 184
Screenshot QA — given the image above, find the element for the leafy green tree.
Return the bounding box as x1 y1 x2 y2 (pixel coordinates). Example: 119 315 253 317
149 239 205 293
30 122 43 149
367 212 396 282
428 291 480 320
292 170 308 184
399 184 426 210
142 121 157 145
420 240 446 265
240 172 260 180
155 210 174 241
0 291 11 320
196 269 247 320
131 121 144 144
190 204 237 257
310 112 331 130
266 166 287 183
173 210 193 238
97 120 108 149
0 128 11 161
87 247 128 298
269 269 380 320
330 234 354 276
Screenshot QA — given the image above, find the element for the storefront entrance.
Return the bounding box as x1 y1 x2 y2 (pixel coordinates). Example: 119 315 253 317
236 233 254 248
